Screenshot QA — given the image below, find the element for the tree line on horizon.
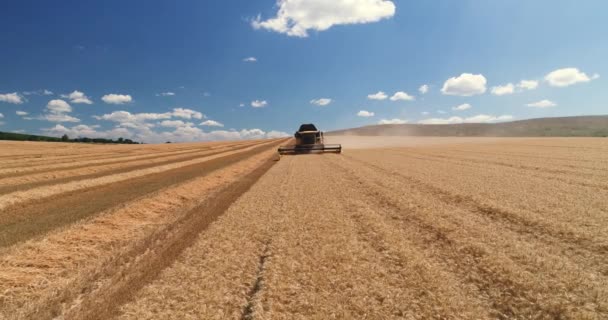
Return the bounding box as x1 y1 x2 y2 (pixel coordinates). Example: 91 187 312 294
0 131 141 144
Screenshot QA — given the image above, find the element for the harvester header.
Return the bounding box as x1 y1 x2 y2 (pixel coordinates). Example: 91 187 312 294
278 123 341 155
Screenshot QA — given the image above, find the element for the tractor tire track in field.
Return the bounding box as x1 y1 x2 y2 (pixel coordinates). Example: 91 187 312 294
0 140 284 248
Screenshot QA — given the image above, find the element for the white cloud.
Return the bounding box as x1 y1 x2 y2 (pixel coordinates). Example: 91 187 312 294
43 124 129 140
243 57 257 62
200 120 224 127
389 91 415 101
239 103 245 107
421 111 430 115
40 99 80 122
526 99 556 108
252 0 396 37
171 108 204 119
310 98 332 106
251 100 268 108
0 113 3 118
419 84 429 94
367 91 388 100
452 103 472 111
94 111 172 123
378 118 407 124
16 111 28 116
357 110 375 117
23 89 54 96
46 99 72 113
441 73 487 96
159 120 194 128
94 108 204 124
42 113 81 123
437 110 447 114
102 94 133 104
62 90 93 104
418 114 513 124
0 92 24 104
157 92 175 97
92 108 287 143
491 83 515 96
545 68 598 87
517 80 538 90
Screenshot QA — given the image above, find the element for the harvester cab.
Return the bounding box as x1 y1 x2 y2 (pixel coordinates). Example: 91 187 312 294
278 123 342 155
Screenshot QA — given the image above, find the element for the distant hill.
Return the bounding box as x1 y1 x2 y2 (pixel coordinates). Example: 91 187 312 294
0 131 140 144
328 116 608 137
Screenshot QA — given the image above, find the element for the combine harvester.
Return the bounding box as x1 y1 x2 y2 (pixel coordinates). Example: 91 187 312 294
278 123 341 155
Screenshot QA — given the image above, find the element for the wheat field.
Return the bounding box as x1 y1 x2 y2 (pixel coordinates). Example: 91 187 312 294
0 137 606 319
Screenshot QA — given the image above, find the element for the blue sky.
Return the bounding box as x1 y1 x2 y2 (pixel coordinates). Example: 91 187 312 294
0 0 606 143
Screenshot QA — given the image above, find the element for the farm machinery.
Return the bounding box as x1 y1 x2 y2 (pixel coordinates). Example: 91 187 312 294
278 123 341 155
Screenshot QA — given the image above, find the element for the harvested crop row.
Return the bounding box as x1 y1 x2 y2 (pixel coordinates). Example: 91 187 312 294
0 140 285 248
325 155 607 318
0 143 228 176
0 142 281 319
348 148 608 245
0 140 235 169
0 139 281 211
118 156 490 319
0 140 266 191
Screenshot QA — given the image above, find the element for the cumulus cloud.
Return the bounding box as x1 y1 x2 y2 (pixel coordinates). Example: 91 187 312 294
102 94 133 104
517 80 539 90
40 99 80 122
61 90 93 104
441 73 487 96
46 99 72 113
243 57 257 62
156 92 175 97
378 118 407 124
171 108 204 119
418 114 513 124
452 103 472 111
526 99 556 108
16 111 28 116
491 83 515 96
159 120 194 128
389 91 415 101
0 92 25 104
310 98 332 106
200 120 224 127
419 84 429 94
94 108 204 124
252 0 396 37
251 100 268 108
545 68 599 87
367 91 388 100
357 110 375 117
